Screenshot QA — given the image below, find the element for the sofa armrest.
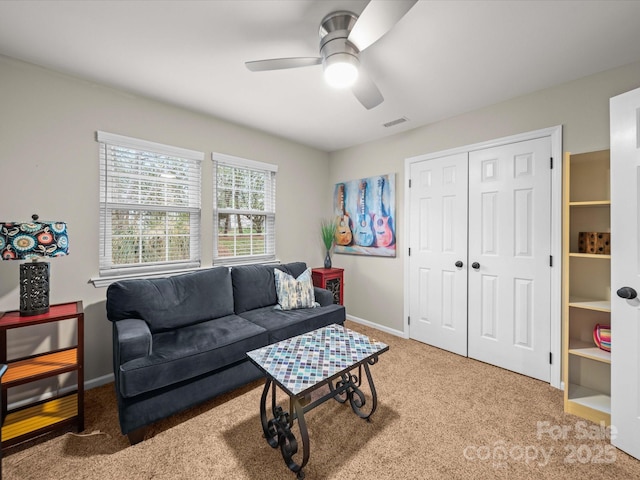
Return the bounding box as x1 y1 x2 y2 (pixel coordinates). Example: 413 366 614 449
314 287 334 307
113 318 152 366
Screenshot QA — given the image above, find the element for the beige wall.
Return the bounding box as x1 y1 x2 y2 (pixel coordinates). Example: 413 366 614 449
329 60 640 333
3 53 640 390
0 56 330 391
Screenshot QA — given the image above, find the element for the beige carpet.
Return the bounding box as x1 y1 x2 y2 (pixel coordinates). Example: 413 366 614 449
4 321 640 480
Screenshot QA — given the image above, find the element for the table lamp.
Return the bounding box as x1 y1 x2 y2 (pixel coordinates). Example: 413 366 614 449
0 214 69 316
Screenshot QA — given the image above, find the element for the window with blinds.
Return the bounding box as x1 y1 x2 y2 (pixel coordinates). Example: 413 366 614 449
212 152 277 264
98 131 203 277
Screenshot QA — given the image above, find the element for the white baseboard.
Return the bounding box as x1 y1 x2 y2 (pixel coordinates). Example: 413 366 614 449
87 373 115 389
346 314 407 338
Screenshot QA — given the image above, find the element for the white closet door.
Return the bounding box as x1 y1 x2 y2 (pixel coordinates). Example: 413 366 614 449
409 152 469 356
610 86 640 460
467 137 552 382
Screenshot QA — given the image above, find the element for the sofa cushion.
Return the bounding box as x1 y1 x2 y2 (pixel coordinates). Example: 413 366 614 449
231 262 309 314
231 264 278 314
274 267 316 310
278 262 307 278
106 267 234 332
240 303 346 342
118 314 269 398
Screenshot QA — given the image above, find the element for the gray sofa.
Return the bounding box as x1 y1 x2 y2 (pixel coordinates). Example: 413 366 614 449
106 261 345 444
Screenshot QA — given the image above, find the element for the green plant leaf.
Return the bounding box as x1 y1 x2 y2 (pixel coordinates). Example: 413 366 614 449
320 218 336 250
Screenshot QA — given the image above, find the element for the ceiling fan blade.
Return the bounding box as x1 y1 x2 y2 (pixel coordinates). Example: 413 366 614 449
348 0 418 52
351 69 384 110
245 57 322 72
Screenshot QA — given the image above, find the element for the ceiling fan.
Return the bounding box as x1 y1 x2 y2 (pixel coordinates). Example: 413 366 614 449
245 0 417 110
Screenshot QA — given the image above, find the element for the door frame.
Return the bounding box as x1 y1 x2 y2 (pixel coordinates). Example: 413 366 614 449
403 125 563 388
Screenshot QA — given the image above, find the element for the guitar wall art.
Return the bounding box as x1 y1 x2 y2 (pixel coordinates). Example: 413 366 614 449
333 174 396 257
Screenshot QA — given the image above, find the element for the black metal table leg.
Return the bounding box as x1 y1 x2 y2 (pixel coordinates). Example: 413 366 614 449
259 379 310 479
358 359 379 421
328 357 379 420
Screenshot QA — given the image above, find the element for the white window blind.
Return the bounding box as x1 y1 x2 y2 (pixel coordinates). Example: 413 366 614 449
212 152 277 265
98 131 203 276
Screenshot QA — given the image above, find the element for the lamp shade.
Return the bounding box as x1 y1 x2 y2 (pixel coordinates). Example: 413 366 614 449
0 215 69 260
0 214 69 316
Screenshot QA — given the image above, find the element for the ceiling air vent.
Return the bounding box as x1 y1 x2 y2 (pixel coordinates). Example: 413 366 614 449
382 117 409 128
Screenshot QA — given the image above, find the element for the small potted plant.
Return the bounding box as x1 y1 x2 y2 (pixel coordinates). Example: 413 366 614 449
321 218 336 268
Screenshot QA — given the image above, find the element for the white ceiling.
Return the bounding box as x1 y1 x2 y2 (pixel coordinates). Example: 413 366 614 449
1 0 640 152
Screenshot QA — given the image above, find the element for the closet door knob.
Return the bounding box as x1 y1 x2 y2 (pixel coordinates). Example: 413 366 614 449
617 286 638 300
455 261 463 268
471 262 480 269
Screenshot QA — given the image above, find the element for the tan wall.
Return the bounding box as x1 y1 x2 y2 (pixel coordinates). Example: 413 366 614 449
3 53 640 390
329 60 640 333
0 56 330 391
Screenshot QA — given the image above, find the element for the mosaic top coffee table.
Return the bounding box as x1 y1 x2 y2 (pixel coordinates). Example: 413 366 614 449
247 323 389 479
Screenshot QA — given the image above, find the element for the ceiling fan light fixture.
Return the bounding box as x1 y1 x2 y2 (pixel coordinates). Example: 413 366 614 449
246 2 418 107
323 53 359 89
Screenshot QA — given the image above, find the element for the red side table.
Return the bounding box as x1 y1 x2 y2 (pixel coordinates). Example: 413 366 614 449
0 301 84 450
312 268 344 305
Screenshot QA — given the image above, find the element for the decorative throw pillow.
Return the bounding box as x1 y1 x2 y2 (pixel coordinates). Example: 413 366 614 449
273 267 317 311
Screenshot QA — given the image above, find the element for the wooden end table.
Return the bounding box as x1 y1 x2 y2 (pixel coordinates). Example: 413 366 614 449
0 301 84 450
311 268 344 305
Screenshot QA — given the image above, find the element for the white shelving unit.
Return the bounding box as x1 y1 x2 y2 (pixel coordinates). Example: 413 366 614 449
562 150 611 424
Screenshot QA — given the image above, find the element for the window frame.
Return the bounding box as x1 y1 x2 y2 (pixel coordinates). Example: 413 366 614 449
97 131 203 279
212 152 277 265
